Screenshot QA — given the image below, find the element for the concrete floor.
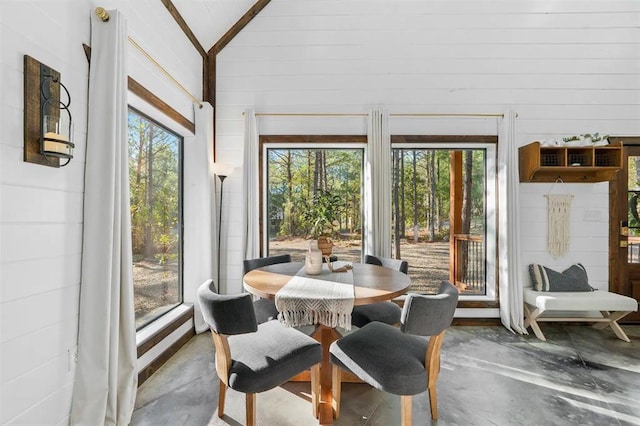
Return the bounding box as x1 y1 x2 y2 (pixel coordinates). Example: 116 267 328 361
132 324 640 426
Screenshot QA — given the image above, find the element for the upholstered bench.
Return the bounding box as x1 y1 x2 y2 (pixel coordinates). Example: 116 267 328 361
523 288 638 342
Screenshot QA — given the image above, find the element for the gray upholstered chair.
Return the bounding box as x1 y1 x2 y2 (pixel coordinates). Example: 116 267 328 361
197 279 322 426
330 281 459 425
243 254 291 323
350 255 408 328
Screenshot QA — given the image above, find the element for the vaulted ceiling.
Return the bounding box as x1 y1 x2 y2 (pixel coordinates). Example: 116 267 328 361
171 0 257 50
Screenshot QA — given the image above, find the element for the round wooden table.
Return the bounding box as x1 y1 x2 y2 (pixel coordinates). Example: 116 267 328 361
243 261 411 304
243 261 411 425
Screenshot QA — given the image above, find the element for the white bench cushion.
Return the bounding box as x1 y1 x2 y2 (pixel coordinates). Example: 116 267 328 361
524 289 638 312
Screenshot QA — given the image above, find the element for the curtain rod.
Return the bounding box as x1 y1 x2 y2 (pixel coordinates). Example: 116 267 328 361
391 113 504 118
243 112 504 118
243 112 367 117
95 7 201 107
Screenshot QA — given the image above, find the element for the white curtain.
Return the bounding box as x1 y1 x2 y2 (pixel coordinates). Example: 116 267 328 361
184 103 216 332
497 110 527 334
71 10 137 425
365 109 392 258
242 109 260 275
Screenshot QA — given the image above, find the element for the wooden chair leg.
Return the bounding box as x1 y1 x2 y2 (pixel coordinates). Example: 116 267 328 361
217 380 227 418
401 395 412 426
332 365 341 419
423 332 444 422
428 385 438 420
311 364 320 418
246 393 256 426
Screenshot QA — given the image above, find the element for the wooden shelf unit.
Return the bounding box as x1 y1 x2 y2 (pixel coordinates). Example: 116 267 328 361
519 141 622 182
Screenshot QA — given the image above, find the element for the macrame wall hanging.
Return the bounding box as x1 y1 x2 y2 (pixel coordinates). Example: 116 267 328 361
546 192 573 258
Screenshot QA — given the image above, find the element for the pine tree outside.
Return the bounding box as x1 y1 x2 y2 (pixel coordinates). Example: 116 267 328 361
128 108 183 329
266 146 491 295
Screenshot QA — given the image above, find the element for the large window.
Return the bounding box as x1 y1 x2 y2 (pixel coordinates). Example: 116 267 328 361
263 141 364 263
391 138 497 299
128 107 183 329
260 135 496 300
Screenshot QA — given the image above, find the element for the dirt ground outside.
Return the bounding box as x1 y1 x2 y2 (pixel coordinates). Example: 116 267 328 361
133 261 179 329
133 236 485 327
269 237 452 294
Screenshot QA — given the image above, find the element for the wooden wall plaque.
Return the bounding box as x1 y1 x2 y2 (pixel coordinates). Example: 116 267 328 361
24 55 61 167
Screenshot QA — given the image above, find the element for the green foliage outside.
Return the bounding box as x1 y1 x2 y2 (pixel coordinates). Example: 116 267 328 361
267 147 486 244
128 110 181 264
628 157 640 236
267 149 363 240
302 191 345 238
392 149 485 241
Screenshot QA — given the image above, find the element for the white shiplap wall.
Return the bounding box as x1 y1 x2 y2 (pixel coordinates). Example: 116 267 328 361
215 0 640 294
520 182 611 289
0 3 91 423
0 0 202 423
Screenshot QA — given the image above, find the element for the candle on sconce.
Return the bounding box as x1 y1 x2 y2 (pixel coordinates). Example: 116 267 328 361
43 132 73 156
44 131 69 142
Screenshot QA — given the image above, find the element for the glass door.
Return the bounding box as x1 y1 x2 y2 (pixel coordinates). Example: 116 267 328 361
612 143 640 322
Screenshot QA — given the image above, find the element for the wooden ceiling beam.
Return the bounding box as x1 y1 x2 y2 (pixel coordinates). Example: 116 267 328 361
209 0 271 55
161 0 208 59
204 0 272 162
205 50 216 161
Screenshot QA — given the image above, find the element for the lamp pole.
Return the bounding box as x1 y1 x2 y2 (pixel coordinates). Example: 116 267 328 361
216 173 227 290
213 162 233 292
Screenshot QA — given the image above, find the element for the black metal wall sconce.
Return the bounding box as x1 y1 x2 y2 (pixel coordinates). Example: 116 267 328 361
23 55 74 167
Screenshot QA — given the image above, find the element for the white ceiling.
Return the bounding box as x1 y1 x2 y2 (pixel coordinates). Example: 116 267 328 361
171 0 257 51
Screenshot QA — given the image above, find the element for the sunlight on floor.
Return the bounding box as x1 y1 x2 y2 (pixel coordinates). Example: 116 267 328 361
447 352 637 407
559 395 640 425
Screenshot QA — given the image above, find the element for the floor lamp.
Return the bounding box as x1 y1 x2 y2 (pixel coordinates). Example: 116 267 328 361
212 163 234 292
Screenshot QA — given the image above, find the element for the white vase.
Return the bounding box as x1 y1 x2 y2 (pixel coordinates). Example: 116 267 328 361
305 242 323 275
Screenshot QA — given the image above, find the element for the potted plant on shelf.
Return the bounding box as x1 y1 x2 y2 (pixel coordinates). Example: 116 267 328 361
563 132 610 146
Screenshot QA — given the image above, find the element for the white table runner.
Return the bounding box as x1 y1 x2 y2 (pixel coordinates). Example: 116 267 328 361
275 262 355 330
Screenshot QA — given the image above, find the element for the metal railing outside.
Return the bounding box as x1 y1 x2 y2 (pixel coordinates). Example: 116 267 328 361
453 234 485 293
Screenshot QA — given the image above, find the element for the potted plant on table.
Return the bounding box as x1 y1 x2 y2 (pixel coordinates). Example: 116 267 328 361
302 191 344 256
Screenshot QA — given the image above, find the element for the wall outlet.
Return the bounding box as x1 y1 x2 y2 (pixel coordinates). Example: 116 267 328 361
68 346 78 371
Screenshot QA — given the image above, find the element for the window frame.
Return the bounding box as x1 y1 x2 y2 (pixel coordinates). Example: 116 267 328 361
127 105 185 330
391 137 498 301
257 134 497 301
259 135 367 259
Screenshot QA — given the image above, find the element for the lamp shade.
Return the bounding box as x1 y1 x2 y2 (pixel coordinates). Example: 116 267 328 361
212 162 234 177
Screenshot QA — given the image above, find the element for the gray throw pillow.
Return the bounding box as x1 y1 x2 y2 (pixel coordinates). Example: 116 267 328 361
529 263 595 292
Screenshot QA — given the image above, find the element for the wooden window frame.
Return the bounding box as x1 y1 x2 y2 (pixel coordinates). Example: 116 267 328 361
391 135 499 308
258 135 367 257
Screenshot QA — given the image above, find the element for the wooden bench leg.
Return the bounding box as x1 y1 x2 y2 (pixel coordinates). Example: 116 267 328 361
594 311 632 342
524 303 547 341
